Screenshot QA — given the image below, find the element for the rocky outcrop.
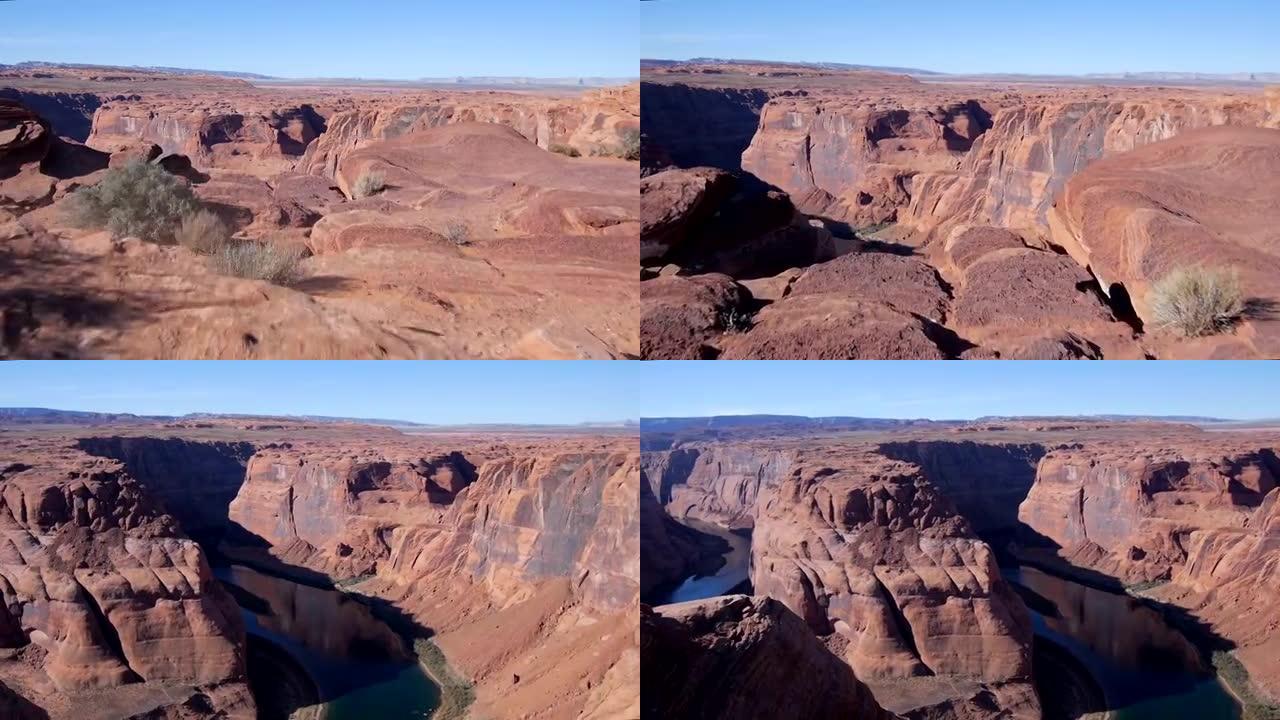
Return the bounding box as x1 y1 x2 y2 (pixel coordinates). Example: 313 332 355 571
641 596 897 720
1047 125 1280 357
300 85 639 179
0 450 253 717
751 451 1035 701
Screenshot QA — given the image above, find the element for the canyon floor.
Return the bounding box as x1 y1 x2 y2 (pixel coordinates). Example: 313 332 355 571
0 415 639 719
641 417 1280 719
1 66 639 359
640 61 1280 359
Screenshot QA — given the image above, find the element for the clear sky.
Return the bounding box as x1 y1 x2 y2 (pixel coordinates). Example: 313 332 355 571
0 361 644 425
0 0 637 79
636 362 1280 421
641 0 1280 75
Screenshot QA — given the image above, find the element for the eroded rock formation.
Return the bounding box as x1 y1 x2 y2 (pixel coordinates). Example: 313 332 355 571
0 448 254 718
641 596 897 720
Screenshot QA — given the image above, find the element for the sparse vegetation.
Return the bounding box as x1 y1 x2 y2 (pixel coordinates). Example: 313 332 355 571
352 170 386 199
1124 578 1170 594
1149 266 1245 337
64 160 199 243
718 308 753 334
415 639 475 720
620 127 641 161
175 209 231 255
212 240 303 285
1213 651 1280 720
589 129 642 161
444 221 471 246
549 143 581 157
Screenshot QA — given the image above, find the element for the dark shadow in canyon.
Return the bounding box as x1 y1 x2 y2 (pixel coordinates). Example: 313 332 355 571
0 89 102 142
639 82 771 172
73 437 444 717
0 679 50 720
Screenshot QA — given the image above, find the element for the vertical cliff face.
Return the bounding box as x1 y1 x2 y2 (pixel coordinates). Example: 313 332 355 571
74 437 255 540
641 446 794 528
639 83 772 172
224 440 639 720
740 99 993 225
1018 443 1280 702
876 441 1046 534
902 97 1275 242
0 451 254 717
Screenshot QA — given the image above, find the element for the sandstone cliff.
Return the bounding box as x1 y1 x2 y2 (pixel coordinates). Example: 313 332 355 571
1018 440 1280 701
0 448 254 718
225 439 640 720
641 596 898 720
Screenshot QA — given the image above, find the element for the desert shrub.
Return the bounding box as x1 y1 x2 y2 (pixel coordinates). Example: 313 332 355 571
549 143 581 158
1213 651 1280 720
175 210 231 255
212 240 303 285
415 639 475 720
444 221 470 246
352 170 386 199
1149 266 1244 337
620 127 641 161
718 308 753 334
64 160 199 243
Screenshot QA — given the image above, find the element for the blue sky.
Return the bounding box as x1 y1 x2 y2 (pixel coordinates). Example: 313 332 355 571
636 362 1280 421
0 362 644 424
0 1 636 78
2 362 1277 423
642 0 1279 75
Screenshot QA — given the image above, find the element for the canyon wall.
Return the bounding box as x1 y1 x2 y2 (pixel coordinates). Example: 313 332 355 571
750 450 1038 717
74 436 255 539
225 439 639 720
877 441 1046 533
639 83 771 171
1018 442 1280 700
640 445 794 529
0 449 254 718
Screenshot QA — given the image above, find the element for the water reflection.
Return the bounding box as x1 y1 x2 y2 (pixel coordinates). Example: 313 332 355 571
658 520 750 604
216 565 440 720
1008 566 1238 719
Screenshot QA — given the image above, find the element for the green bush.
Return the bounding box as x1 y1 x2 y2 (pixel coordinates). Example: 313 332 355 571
1213 651 1280 720
550 144 581 158
175 210 231 255
352 170 386 199
64 160 199 243
1149 266 1244 337
415 639 475 720
212 240 303 285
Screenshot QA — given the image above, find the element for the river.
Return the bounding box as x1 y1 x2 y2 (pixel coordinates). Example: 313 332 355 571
215 564 441 720
654 520 1239 719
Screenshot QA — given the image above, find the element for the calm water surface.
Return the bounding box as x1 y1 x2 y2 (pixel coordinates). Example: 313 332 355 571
216 565 440 720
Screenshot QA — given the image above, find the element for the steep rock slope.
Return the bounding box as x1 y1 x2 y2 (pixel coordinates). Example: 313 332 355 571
0 446 254 719
641 595 897 720
1018 439 1280 701
751 449 1038 718
224 439 640 720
